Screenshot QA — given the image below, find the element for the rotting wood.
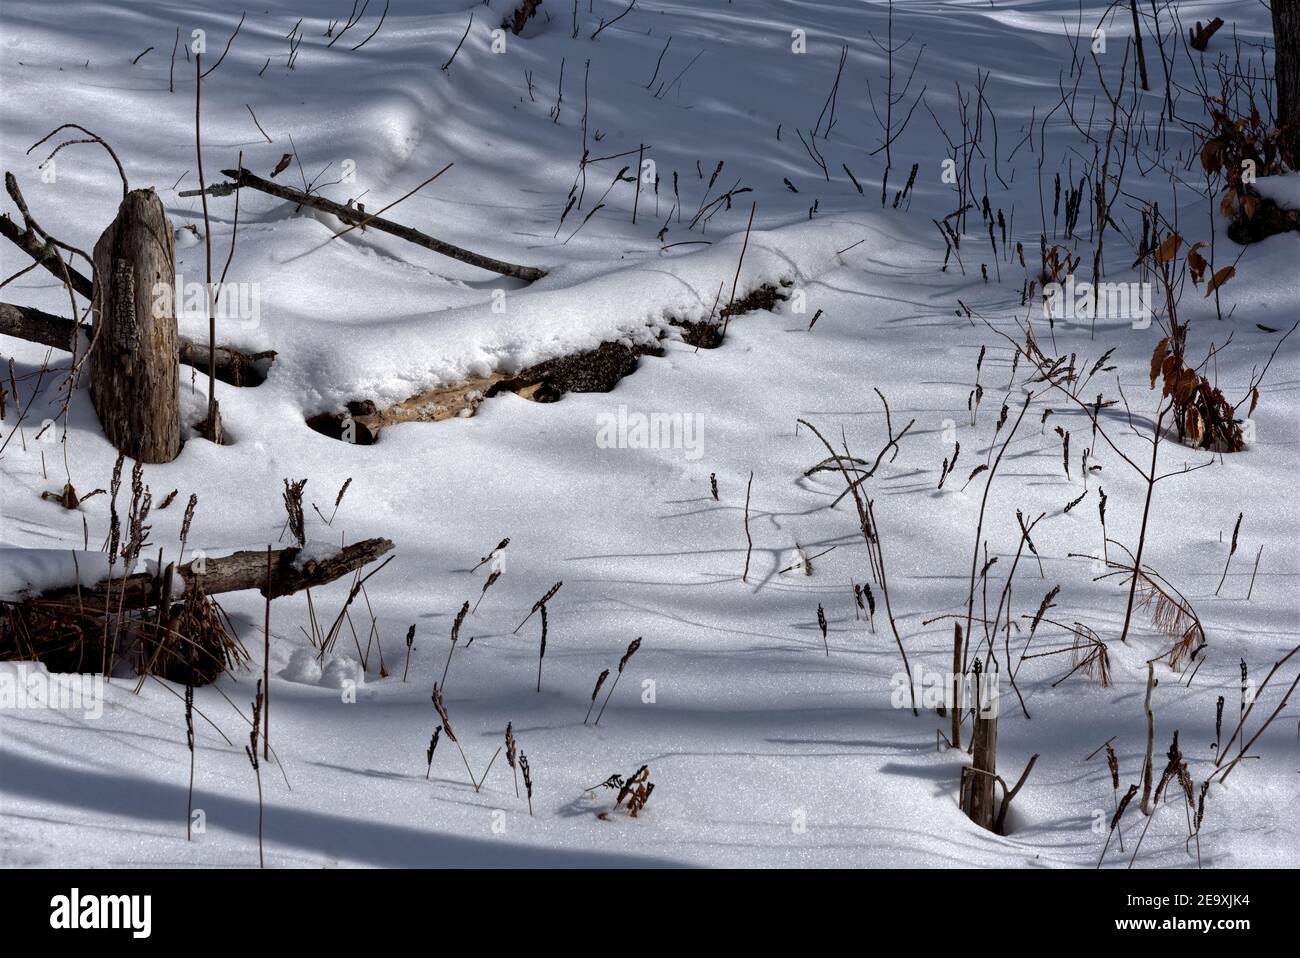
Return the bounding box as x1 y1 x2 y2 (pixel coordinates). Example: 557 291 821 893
89 188 181 463
214 167 548 283
0 301 276 386
961 705 998 830
306 278 793 443
1189 17 1225 52
308 340 660 443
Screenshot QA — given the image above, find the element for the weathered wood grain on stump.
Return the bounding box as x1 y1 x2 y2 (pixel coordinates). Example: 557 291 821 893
90 189 181 462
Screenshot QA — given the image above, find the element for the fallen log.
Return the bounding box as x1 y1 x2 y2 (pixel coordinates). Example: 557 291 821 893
216 166 548 283
0 301 276 386
22 537 395 611
3 538 393 683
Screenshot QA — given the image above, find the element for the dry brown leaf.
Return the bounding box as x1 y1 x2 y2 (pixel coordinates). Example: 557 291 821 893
1200 140 1222 173
1174 369 1200 405
1154 234 1183 264
1149 337 1169 389
1205 265 1236 296
1185 405 1201 444
1186 242 1209 285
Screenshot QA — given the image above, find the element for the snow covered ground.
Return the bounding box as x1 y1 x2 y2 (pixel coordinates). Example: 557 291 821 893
1 0 1297 868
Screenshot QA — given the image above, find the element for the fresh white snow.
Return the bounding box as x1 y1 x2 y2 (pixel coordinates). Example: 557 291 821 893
1 0 1297 868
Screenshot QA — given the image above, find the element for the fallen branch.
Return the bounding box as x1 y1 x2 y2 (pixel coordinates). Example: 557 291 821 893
24 538 395 611
217 167 547 282
0 301 275 386
0 214 93 297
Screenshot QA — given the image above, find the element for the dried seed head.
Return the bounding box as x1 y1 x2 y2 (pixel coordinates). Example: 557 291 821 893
1105 742 1119 790
534 581 562 612
184 684 195 750
1177 763 1195 805
180 492 198 545
334 476 353 509
1110 783 1138 831
451 601 469 643
246 679 263 771
618 637 641 673
282 478 308 547
591 668 610 702
432 684 456 743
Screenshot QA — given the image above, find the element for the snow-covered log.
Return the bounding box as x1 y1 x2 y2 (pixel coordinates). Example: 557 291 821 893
8 538 394 611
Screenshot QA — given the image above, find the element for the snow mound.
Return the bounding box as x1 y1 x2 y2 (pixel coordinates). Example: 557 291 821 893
280 648 364 691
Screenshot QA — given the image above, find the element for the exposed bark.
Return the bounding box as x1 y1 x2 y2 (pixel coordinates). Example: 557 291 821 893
29 537 395 611
0 301 79 352
0 301 275 386
1189 17 1225 52
218 167 547 283
962 709 999 830
90 189 181 463
1278 0 1300 158
1 218 90 301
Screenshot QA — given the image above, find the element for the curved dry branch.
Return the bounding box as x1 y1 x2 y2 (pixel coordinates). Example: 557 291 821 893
26 125 129 198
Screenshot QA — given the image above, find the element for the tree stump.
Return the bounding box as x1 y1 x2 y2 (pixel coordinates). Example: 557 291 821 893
90 188 181 463
961 709 998 831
